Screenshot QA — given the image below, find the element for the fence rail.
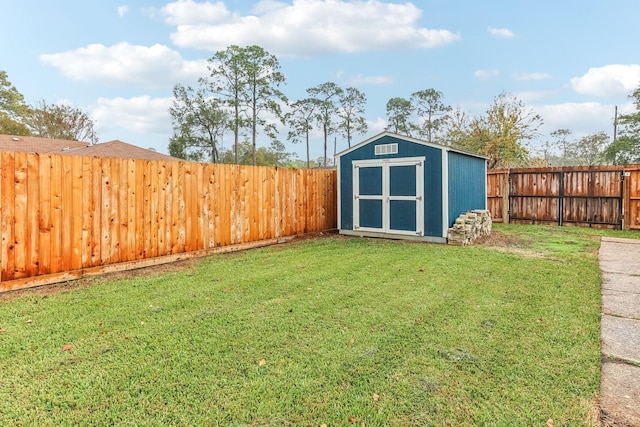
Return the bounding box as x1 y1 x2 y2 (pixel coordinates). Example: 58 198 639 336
487 165 640 230
0 152 337 292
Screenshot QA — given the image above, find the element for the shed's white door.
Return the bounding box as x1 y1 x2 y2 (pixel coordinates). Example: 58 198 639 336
353 158 424 236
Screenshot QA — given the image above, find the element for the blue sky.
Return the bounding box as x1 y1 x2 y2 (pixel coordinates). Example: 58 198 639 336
3 0 640 161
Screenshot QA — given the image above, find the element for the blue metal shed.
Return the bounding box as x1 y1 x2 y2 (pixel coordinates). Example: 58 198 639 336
336 132 487 243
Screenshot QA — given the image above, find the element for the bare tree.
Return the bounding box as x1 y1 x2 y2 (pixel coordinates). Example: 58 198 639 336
207 45 286 165
242 45 287 165
286 98 317 168
550 129 573 165
308 82 343 166
411 88 451 144
337 87 368 148
441 106 470 147
207 45 248 163
0 70 30 135
453 93 542 168
570 132 609 165
385 97 416 137
28 100 99 143
169 83 228 162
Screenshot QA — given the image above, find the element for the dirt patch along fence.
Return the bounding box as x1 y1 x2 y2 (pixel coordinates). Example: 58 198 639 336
0 152 337 292
487 165 640 230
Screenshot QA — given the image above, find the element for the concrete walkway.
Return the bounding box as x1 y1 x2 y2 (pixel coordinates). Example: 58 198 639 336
599 237 640 426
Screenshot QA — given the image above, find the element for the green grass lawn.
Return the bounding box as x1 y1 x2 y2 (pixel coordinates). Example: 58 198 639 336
1 224 637 426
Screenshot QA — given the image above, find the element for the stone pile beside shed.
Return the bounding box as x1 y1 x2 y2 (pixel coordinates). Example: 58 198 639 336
447 210 492 245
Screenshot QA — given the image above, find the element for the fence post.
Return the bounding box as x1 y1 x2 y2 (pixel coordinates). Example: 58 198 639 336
623 168 630 230
502 170 510 224
0 154 2 283
558 170 564 227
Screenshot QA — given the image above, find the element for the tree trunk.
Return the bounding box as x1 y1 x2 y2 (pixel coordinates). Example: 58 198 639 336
306 131 310 169
323 123 328 167
252 102 257 166
234 102 239 164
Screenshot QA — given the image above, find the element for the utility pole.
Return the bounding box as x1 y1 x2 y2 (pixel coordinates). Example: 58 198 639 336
613 105 618 142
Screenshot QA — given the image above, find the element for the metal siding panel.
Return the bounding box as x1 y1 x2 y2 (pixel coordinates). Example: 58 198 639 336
336 157 341 229
340 155 353 230
447 152 487 225
423 149 443 237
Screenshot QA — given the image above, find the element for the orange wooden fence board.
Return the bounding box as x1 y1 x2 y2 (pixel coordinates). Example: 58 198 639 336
39 155 51 275
0 153 338 289
2 153 16 280
117 157 129 263
80 156 92 268
625 168 640 230
50 155 63 274
13 152 28 279
25 154 39 277
90 157 102 267
71 156 83 271
61 155 73 272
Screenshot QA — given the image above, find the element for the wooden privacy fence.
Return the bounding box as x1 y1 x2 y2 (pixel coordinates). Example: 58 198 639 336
0 152 337 292
487 165 640 230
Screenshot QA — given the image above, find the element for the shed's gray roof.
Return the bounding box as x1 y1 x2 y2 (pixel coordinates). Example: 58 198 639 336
335 131 488 160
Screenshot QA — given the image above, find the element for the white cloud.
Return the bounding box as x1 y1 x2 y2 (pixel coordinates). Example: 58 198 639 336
474 69 499 80
164 0 460 55
91 96 173 135
344 74 394 86
570 64 640 97
252 0 288 14
117 5 129 17
40 42 208 87
161 0 232 25
367 117 387 134
488 27 515 38
513 72 550 81
534 102 620 138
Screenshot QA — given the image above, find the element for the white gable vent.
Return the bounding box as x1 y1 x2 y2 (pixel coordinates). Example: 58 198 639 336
374 143 398 155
